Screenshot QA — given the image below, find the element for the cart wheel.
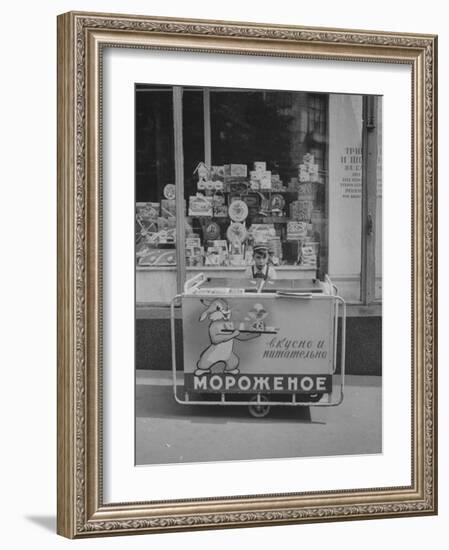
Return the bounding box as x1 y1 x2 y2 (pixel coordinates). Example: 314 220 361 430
307 393 323 403
248 395 271 418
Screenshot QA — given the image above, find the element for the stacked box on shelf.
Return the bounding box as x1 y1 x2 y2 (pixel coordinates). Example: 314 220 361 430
212 192 228 218
259 171 272 190
227 238 246 266
185 236 204 267
205 240 228 266
249 223 276 244
300 242 319 267
286 221 308 240
271 173 286 191
225 178 248 194
188 195 213 217
298 153 320 183
213 205 228 217
186 248 204 267
290 200 313 222
224 164 247 178
249 161 272 190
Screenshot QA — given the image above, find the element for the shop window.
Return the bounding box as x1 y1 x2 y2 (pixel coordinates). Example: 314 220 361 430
135 85 381 309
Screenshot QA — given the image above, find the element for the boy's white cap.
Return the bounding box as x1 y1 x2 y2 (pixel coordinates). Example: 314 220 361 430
253 243 269 254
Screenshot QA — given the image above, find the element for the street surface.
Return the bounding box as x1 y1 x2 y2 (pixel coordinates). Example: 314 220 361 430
136 370 381 465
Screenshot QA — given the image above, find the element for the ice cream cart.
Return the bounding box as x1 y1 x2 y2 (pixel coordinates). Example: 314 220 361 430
171 273 346 417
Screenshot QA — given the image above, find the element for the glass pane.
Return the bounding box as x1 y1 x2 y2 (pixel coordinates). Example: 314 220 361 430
135 85 178 305
135 85 175 200
183 89 328 277
183 91 208 272
183 91 205 186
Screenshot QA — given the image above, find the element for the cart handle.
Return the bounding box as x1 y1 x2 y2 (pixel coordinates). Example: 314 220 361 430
324 274 338 296
184 272 206 293
275 291 313 298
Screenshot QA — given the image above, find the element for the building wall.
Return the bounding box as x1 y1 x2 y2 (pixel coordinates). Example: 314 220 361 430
136 316 382 375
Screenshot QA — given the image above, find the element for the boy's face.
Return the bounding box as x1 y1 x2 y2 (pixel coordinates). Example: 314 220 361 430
254 253 268 270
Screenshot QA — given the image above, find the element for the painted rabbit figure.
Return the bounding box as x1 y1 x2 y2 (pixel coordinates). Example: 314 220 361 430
196 299 241 376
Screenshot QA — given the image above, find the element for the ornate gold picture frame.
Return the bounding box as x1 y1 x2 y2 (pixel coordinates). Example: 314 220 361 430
57 11 437 538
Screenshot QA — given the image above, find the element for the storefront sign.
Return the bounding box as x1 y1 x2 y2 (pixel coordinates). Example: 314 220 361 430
328 95 363 296
338 146 362 199
328 95 382 300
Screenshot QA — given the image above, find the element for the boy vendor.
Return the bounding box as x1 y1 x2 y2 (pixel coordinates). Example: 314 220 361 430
245 244 277 280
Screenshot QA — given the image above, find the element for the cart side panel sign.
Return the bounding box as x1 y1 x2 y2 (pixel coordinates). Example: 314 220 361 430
185 373 332 394
181 295 335 380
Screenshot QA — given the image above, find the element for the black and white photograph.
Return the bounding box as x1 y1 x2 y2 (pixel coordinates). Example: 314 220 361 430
135 85 382 465
1 0 443 545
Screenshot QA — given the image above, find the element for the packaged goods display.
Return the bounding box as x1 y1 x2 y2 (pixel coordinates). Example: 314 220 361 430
203 221 221 241
301 242 319 267
189 195 214 217
136 202 158 240
228 200 249 222
224 164 248 178
287 221 308 240
136 154 325 268
163 183 176 200
226 222 247 244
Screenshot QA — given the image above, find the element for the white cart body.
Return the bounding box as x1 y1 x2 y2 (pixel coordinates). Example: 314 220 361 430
171 274 346 412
